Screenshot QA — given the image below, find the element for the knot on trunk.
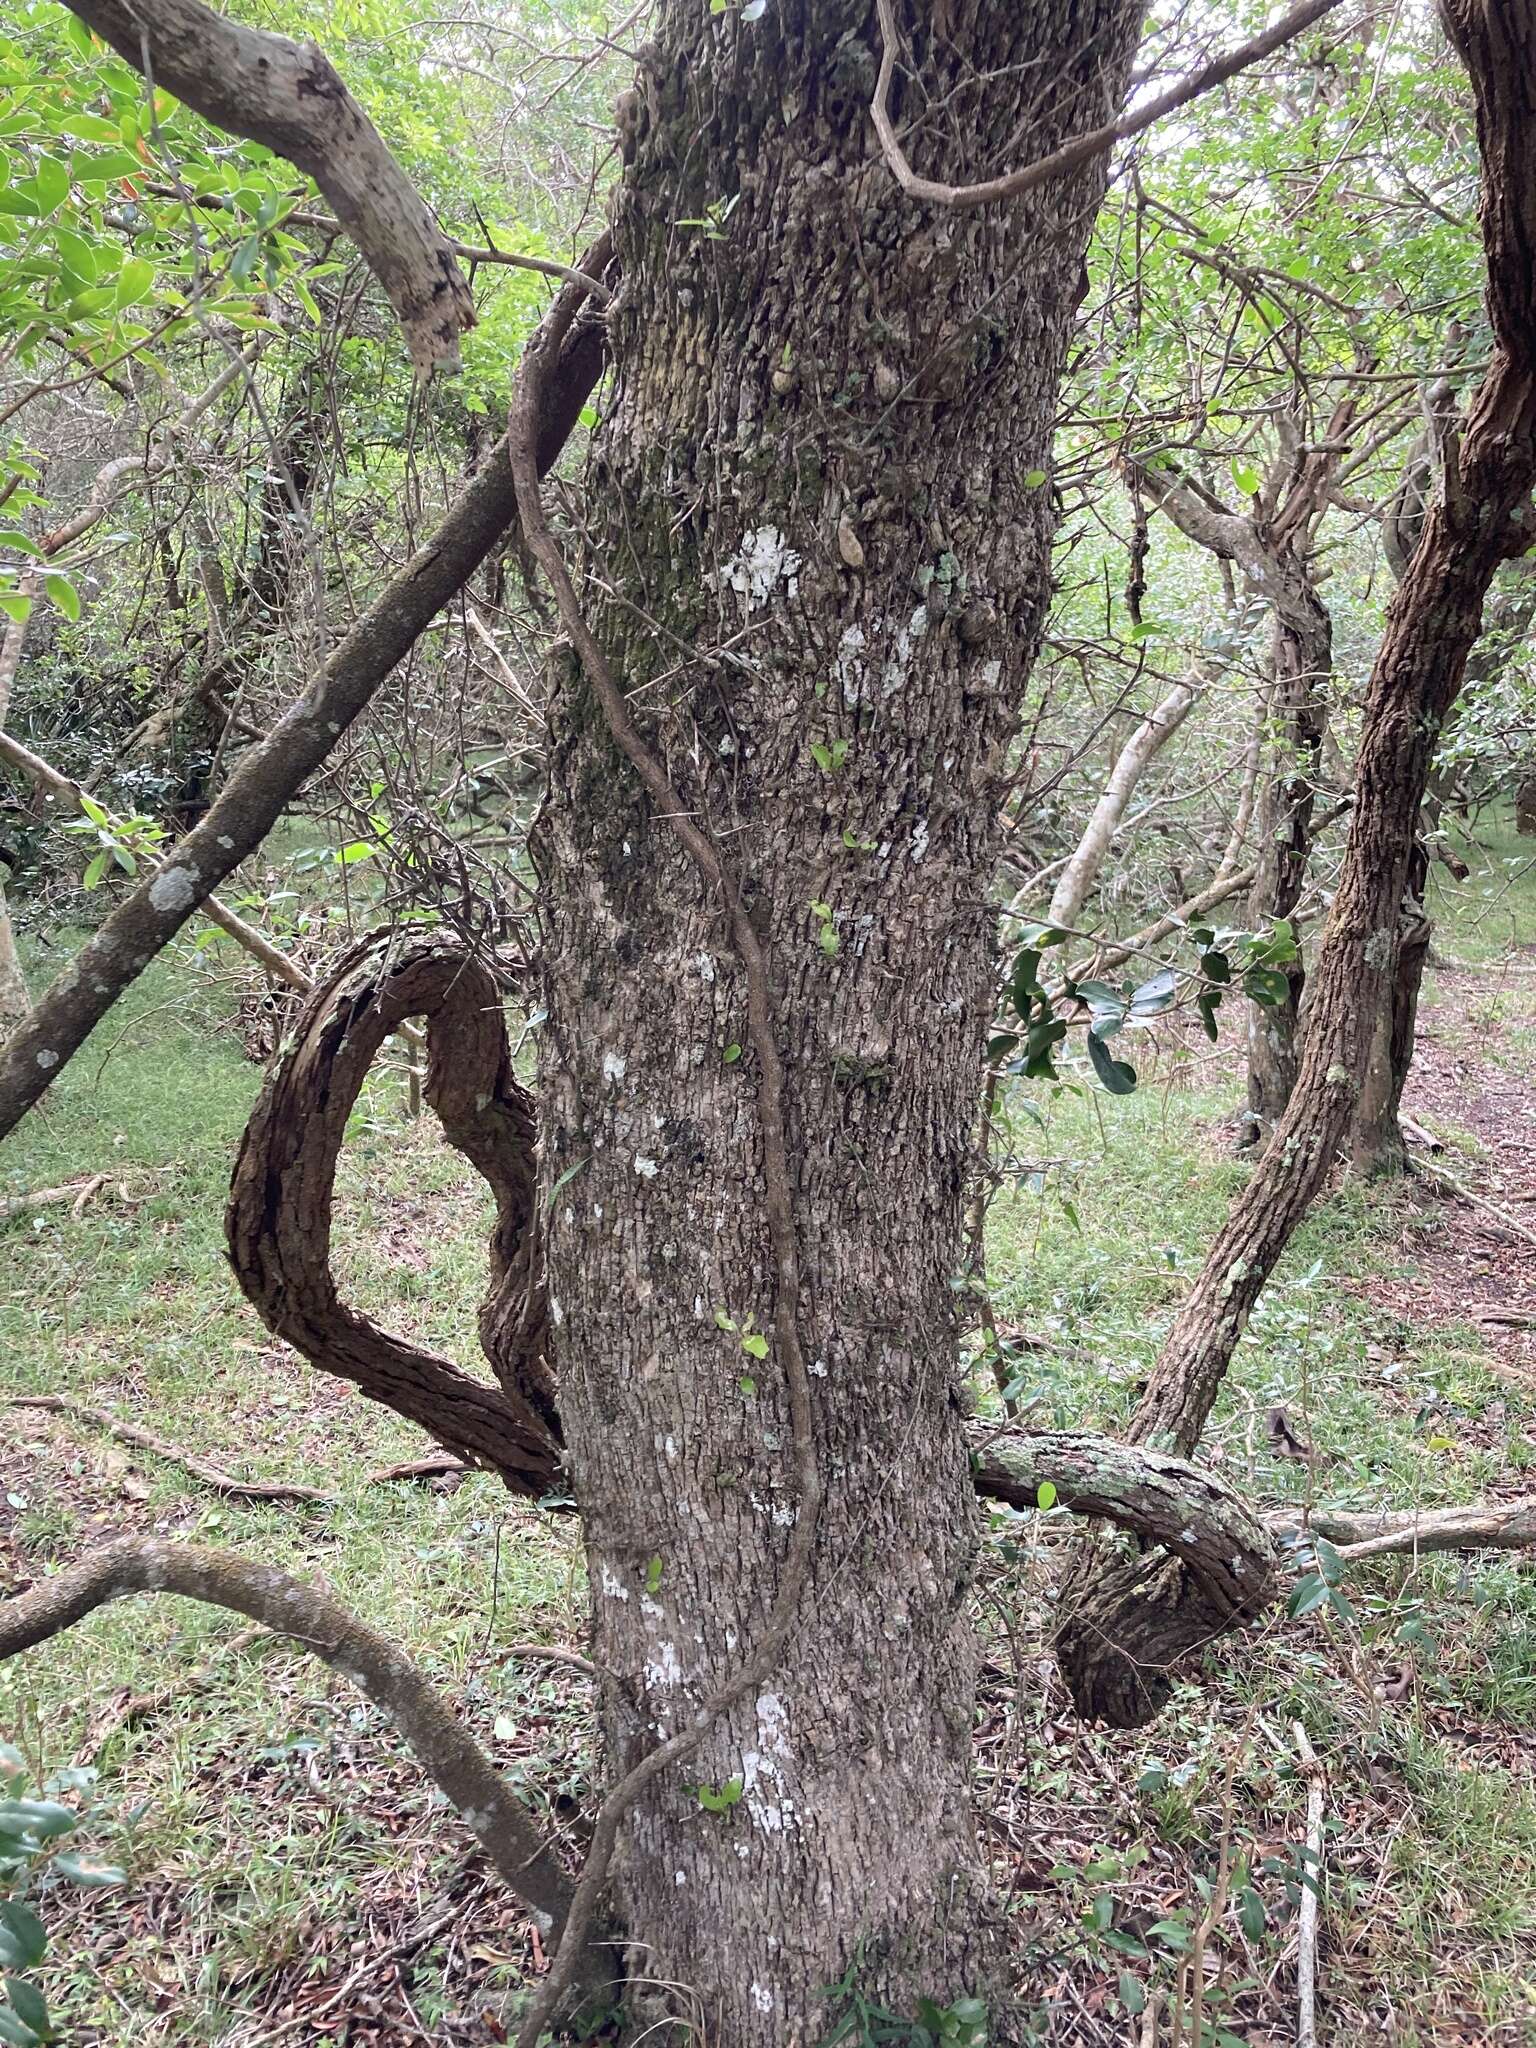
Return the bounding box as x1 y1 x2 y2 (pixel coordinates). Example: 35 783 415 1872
225 931 563 1495
972 1429 1278 1728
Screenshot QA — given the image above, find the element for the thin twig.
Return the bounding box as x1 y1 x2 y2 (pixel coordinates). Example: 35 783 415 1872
9 1395 335 1506
870 0 1346 213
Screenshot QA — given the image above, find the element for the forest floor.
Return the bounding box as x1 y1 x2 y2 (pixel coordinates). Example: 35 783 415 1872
2 820 1536 2046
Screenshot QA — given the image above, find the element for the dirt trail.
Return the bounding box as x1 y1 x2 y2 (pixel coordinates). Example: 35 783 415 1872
1366 963 1536 1378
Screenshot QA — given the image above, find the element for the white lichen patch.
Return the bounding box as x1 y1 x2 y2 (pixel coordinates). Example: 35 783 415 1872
34 1049 58 1071
720 526 801 610
634 1155 660 1178
645 1641 683 1688
602 1050 627 1084
599 1563 630 1603
148 864 200 915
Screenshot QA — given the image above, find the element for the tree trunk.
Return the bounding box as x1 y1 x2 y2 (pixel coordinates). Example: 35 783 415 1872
1240 566 1329 1146
1056 0 1536 1725
533 3 1139 2034
0 883 27 1038
1348 531 1536 1174
1518 769 1536 834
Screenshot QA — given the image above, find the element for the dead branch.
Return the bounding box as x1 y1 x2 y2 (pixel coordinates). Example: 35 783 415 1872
0 1536 575 1929
1293 1722 1325 2048
74 1623 265 1763
366 1453 472 1485
0 1177 108 1226
1275 1497 1536 1562
871 0 1344 214
0 229 612 1142
66 0 474 375
9 1395 333 1505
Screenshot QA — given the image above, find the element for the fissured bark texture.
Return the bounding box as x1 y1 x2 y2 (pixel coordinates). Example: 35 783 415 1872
533 2 1140 2036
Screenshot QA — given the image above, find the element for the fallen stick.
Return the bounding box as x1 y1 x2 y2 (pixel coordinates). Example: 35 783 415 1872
1414 1153 1536 1251
1293 1721 1325 2048
366 1453 471 1485
502 1643 598 1678
0 1176 109 1225
75 1623 266 1763
1271 1497 1536 1561
9 1395 334 1506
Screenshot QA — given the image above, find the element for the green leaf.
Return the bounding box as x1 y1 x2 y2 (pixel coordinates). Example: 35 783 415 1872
42 572 79 621
644 1556 663 1594
1036 1480 1057 1511
695 1775 743 1813
1243 965 1291 1009
741 1332 768 1360
1287 1572 1329 1619
1022 468 1047 487
0 1801 74 1841
1086 1030 1137 1096
32 154 68 214
0 2005 40 2047
738 1375 756 1396
1128 967 1176 1017
1118 1973 1146 2016
0 1906 45 1972
1197 987 1223 1042
1238 1885 1266 1939
0 593 32 624
1230 458 1261 497
722 1042 742 1063
0 531 41 557
1 1980 50 2043
114 255 155 310
82 850 109 890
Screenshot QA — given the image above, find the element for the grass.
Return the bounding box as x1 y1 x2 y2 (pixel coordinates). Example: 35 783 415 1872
2 833 1536 2041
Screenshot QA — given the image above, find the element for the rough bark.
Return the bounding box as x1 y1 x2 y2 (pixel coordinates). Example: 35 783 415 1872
0 598 28 1039
531 4 1140 2036
1062 0 1536 1725
0 244 609 1143
226 933 561 1494
63 0 475 375
1242 564 1330 1144
1350 564 1536 1173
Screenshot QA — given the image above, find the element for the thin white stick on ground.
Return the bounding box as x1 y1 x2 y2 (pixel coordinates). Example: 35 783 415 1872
1293 1721 1325 2048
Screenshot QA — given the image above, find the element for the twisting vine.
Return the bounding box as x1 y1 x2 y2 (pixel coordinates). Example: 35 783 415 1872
504 243 825 2040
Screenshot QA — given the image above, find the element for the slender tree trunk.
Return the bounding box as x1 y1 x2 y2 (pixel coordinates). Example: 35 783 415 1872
0 598 30 1037
1349 544 1536 1173
1055 0 1536 1725
534 3 1139 2034
1240 567 1329 1146
1046 666 1202 929
0 885 27 1037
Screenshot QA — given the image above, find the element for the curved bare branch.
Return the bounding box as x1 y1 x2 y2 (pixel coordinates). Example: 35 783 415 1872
226 932 562 1495
66 0 474 375
0 1536 574 1928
